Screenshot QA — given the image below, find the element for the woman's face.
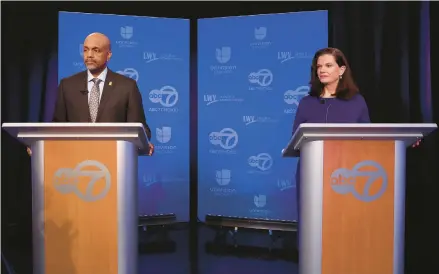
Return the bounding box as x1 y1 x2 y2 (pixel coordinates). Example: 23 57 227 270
316 54 345 85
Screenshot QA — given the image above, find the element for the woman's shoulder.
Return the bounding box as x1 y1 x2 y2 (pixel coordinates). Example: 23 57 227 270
299 94 316 104
296 95 318 111
346 92 367 104
353 92 366 99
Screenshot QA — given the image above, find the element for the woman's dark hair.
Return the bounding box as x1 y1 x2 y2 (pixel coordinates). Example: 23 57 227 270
309 47 359 99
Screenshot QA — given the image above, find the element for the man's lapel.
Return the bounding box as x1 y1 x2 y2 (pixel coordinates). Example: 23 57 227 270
96 69 116 121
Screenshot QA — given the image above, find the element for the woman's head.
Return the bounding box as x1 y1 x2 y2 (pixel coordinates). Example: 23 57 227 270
309 47 359 99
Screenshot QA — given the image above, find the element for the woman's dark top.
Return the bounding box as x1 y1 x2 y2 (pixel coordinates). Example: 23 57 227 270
292 93 371 222
292 93 370 135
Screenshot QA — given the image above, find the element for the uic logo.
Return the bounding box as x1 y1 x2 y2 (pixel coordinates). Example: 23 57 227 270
53 160 111 202
330 160 388 202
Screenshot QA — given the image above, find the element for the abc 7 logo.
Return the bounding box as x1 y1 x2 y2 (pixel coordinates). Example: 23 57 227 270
53 160 111 202
116 68 139 82
330 160 388 202
284 86 310 105
248 153 273 171
209 128 238 150
248 69 273 87
149 86 179 107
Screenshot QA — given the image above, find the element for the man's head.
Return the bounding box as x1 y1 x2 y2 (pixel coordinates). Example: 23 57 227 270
83 32 112 75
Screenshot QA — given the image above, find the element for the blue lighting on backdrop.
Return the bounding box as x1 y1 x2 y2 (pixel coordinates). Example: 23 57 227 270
197 11 328 221
58 10 328 222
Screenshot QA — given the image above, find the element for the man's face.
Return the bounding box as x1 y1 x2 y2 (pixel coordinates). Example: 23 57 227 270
82 35 111 73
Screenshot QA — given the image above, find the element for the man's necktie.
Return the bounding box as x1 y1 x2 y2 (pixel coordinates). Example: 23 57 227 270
89 78 101 122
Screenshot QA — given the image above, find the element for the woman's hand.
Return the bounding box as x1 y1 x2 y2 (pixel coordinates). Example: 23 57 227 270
412 138 422 148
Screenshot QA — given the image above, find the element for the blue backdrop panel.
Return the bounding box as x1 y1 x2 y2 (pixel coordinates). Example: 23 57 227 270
198 11 328 221
58 11 190 221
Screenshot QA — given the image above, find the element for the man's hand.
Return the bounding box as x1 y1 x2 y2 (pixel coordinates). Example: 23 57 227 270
148 143 154 156
27 147 32 156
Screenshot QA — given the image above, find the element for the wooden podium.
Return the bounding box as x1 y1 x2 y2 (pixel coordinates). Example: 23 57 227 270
282 123 437 274
2 122 150 274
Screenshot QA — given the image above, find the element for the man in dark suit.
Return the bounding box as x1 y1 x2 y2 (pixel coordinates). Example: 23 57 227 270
27 32 154 156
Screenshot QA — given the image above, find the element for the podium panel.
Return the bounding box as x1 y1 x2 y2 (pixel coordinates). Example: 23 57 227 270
1 122 147 274
321 140 395 274
44 140 118 273
32 139 138 274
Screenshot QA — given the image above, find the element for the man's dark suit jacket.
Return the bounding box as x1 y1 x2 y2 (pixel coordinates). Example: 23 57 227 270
52 68 152 140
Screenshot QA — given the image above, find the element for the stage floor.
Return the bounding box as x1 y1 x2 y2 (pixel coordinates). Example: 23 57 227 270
2 222 298 274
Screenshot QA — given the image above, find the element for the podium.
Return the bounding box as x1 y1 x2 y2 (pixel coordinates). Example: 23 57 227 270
2 122 150 274
282 123 437 274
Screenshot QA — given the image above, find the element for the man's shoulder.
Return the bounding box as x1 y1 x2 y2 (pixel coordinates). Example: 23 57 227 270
59 68 138 88
61 70 87 85
60 70 87 84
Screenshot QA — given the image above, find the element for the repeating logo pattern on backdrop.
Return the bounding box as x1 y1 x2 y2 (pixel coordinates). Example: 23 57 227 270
210 169 237 197
248 69 273 91
58 12 190 221
211 47 237 75
209 128 239 154
117 68 139 82
198 12 328 221
149 86 179 112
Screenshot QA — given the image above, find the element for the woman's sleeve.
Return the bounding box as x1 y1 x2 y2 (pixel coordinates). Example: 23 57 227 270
292 99 307 135
288 99 307 157
358 95 371 123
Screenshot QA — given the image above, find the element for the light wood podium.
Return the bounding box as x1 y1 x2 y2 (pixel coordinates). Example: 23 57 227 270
282 123 437 274
2 122 150 274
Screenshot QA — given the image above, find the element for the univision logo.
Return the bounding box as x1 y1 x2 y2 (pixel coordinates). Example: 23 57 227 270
156 127 171 144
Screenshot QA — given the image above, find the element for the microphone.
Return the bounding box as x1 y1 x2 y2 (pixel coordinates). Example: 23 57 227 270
320 99 325 104
325 104 332 123
80 90 89 95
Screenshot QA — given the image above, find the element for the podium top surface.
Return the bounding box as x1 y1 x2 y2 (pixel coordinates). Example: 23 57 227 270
283 123 438 156
1 122 149 150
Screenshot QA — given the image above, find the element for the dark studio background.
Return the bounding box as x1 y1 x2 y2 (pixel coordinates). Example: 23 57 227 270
2 1 439 273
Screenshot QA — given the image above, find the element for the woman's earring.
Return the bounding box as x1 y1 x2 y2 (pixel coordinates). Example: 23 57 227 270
339 74 343 79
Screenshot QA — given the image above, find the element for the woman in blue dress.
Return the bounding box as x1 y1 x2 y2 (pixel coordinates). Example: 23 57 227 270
292 47 370 249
